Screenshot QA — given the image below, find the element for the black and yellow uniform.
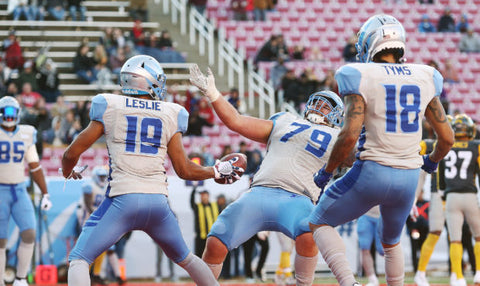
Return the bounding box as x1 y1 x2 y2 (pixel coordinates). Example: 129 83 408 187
190 188 219 257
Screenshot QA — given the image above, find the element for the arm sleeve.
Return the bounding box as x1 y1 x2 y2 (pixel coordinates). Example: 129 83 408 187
82 184 93 194
177 107 189 134
335 65 362 98
25 144 40 163
89 95 108 125
432 69 444 97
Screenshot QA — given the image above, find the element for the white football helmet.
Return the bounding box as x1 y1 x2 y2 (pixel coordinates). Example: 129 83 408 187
304 91 344 127
120 55 167 100
92 166 108 188
0 96 21 128
356 14 406 63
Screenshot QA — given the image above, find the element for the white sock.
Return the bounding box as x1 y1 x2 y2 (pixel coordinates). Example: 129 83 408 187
0 248 6 286
384 244 404 286
294 254 318 286
313 226 356 286
107 253 121 277
361 249 375 277
68 259 91 286
178 253 219 286
16 241 34 278
206 262 223 279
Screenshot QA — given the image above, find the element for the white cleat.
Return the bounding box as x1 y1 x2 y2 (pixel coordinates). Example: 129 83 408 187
452 278 467 286
450 273 457 286
474 271 480 284
414 271 430 286
12 279 28 286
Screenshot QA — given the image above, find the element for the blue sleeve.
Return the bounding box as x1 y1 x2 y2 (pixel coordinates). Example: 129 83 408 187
432 69 444 97
89 95 108 124
82 184 93 194
177 107 189 134
32 128 37 145
335 65 362 96
269 112 286 122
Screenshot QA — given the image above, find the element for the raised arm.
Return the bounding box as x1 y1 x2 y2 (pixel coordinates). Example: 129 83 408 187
424 97 454 163
189 64 273 144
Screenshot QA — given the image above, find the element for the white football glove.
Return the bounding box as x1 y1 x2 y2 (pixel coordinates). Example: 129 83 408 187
213 159 244 183
409 205 419 222
189 64 222 102
40 194 53 211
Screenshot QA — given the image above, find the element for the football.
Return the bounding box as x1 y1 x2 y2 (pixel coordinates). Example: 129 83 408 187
214 153 247 184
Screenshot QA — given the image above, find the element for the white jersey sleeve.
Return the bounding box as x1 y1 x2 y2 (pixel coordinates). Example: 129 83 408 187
90 93 189 197
0 125 37 184
335 63 443 169
251 112 340 202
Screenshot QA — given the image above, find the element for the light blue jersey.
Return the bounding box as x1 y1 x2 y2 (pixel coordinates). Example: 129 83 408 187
310 62 441 245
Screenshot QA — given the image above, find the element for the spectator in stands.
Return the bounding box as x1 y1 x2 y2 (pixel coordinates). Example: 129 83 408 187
456 13 469 33
49 95 69 118
109 47 127 79
185 107 214 136
297 68 319 105
20 96 52 157
158 30 174 49
319 69 338 93
308 46 325 62
38 58 61 103
49 115 64 146
231 0 248 21
418 14 436 33
255 35 279 63
270 57 288 92
275 34 289 61
342 34 358 62
220 144 232 158
189 0 207 15
124 41 138 59
131 19 146 47
459 28 480 53
281 69 301 109
441 59 460 84
73 43 98 84
4 82 19 98
0 63 6 96
16 60 38 92
253 0 273 21
99 27 116 55
197 97 215 125
93 44 115 87
68 0 86 21
226 87 241 111
419 0 433 3
12 0 33 20
2 29 24 70
19 82 42 109
437 7 455 32
29 0 45 21
64 112 82 144
200 145 215 166
113 28 126 51
72 100 90 129
46 0 65 20
291 45 305 60
129 0 148 21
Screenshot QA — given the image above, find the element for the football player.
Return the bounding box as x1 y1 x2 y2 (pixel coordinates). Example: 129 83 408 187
439 114 480 286
414 115 453 286
308 14 454 286
190 64 347 285
0 96 52 286
76 166 124 285
357 206 383 286
62 55 241 286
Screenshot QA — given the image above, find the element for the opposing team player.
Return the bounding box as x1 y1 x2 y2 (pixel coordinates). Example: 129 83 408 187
0 96 52 286
61 55 241 286
308 14 454 286
190 64 347 285
439 114 480 286
414 116 453 286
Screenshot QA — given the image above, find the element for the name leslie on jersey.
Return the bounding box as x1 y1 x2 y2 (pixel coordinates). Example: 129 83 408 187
125 98 161 111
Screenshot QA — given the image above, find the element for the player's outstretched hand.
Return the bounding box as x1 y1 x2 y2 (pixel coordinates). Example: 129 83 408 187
213 159 244 184
421 154 438 174
313 166 333 199
189 64 221 102
40 194 53 211
59 165 88 180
